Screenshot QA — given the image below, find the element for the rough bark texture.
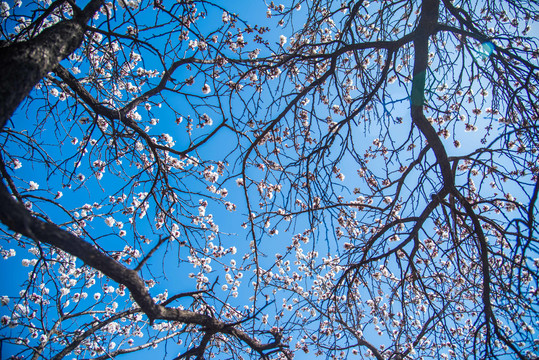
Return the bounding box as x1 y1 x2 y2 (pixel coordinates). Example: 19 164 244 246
0 21 83 128
0 0 103 128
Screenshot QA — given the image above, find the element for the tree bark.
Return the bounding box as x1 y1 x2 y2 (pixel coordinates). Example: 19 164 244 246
0 0 103 128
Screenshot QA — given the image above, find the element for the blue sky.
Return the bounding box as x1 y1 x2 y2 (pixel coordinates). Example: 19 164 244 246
0 0 305 358
1 0 538 359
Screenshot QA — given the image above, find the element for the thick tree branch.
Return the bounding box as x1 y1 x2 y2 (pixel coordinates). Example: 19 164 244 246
0 179 282 355
411 0 498 347
0 0 104 127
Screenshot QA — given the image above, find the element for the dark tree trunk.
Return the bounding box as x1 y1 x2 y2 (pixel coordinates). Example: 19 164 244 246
0 0 103 128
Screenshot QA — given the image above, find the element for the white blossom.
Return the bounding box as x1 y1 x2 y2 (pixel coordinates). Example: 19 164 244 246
28 181 39 191
0 1 10 17
202 84 211 94
222 11 230 23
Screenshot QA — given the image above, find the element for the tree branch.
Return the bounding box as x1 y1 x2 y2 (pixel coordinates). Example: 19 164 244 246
0 179 282 355
0 0 104 127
